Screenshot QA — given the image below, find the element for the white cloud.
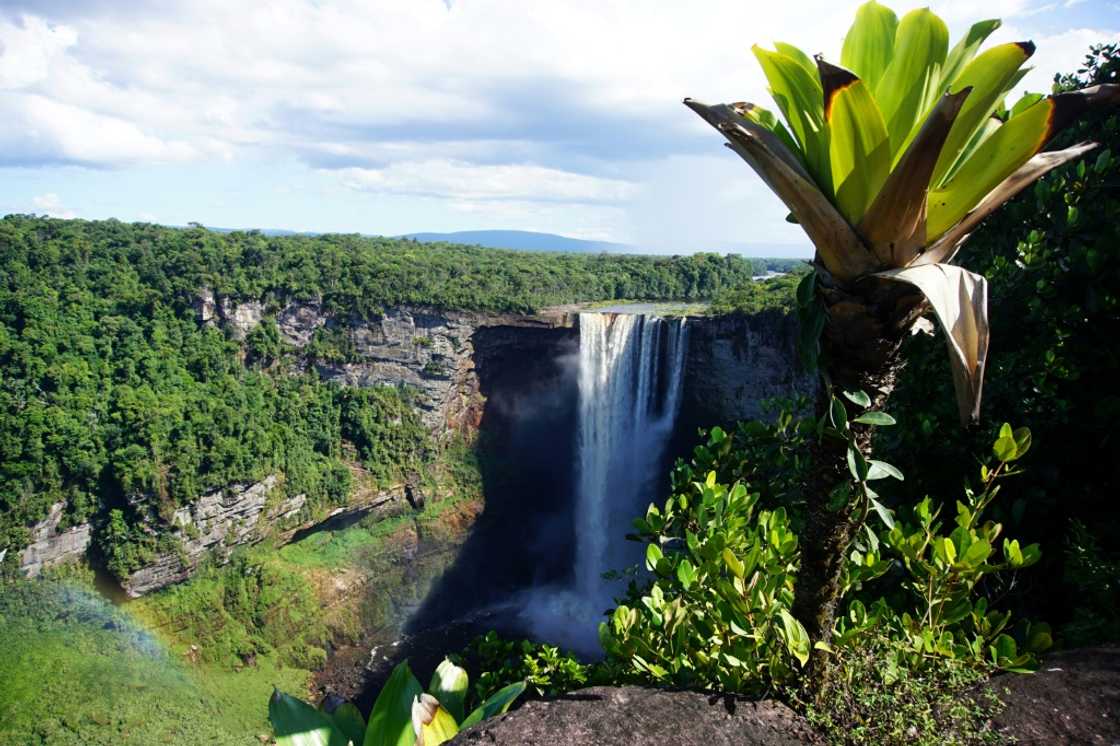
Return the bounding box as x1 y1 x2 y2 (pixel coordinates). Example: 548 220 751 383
336 160 636 204
0 1 1116 244
32 192 75 218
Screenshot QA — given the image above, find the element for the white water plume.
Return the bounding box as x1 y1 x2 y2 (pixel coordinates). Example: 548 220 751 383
521 311 688 655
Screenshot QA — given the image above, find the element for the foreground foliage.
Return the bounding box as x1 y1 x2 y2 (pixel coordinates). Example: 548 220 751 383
270 658 525 746
686 0 1118 685
0 571 304 745
884 43 1120 647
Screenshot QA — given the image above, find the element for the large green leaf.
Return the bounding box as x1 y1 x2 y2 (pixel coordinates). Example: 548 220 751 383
940 19 1001 89
928 97 1053 239
875 264 989 424
753 45 832 194
459 681 527 731
918 142 1098 266
270 690 349 746
874 8 949 158
775 42 817 80
820 59 891 224
365 661 424 746
684 99 878 282
840 0 898 91
326 703 368 746
931 41 1035 187
428 659 469 724
859 88 970 265
729 102 807 175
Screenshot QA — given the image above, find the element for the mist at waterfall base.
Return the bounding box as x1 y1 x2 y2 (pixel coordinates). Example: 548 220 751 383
516 312 689 657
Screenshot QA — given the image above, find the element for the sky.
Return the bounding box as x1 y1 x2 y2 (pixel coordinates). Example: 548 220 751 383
0 0 1117 254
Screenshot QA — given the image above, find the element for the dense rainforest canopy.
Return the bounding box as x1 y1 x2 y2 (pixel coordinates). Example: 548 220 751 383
0 216 792 576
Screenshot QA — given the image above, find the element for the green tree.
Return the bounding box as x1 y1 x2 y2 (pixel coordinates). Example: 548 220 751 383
686 0 1119 688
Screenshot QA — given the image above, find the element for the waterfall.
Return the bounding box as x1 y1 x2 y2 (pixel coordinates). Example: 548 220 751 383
573 312 688 604
518 311 688 654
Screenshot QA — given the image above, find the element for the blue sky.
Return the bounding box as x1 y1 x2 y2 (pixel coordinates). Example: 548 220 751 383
0 0 1117 254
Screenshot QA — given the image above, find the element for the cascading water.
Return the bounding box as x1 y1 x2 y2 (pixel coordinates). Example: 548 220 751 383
520 312 688 654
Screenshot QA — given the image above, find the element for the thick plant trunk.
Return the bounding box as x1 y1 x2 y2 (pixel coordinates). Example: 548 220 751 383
792 278 920 696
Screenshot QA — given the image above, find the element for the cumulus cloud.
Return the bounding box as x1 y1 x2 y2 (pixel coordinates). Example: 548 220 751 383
32 192 75 218
0 0 1116 243
336 160 636 203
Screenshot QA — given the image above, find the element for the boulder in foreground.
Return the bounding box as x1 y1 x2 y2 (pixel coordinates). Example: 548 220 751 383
450 686 823 745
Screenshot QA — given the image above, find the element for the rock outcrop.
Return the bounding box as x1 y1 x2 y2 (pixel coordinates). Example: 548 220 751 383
18 501 92 577
122 475 303 596
681 309 813 430
450 686 823 745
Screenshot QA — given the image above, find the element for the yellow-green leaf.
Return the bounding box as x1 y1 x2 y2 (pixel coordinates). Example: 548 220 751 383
841 0 898 92
932 41 1035 187
753 45 832 194
820 58 891 224
429 659 469 724
859 87 970 265
919 142 1098 266
874 8 949 158
775 42 817 80
941 19 1001 89
411 694 458 746
928 97 1052 239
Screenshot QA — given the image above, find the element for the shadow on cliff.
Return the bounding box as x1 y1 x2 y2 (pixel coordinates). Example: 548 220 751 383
405 324 581 636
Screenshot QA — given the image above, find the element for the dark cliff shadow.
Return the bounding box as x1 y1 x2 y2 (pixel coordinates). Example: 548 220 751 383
404 324 581 635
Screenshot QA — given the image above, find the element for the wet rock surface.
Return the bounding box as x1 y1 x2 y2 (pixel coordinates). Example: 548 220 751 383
450 686 823 745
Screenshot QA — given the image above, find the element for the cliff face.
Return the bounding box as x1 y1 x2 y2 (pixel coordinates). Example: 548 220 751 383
17 301 806 593
680 310 813 433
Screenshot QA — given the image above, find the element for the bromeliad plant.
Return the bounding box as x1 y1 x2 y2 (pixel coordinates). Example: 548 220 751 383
269 658 525 746
685 0 1119 674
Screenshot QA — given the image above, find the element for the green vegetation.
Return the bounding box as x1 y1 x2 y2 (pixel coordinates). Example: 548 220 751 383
0 214 774 572
270 658 525 746
0 571 308 745
884 42 1120 649
709 268 809 315
687 0 1118 689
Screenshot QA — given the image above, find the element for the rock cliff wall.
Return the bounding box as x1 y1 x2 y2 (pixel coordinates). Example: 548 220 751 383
679 309 813 435
17 299 806 593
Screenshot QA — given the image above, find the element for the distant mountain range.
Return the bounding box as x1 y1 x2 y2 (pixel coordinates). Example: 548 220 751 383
401 230 630 253
200 224 810 258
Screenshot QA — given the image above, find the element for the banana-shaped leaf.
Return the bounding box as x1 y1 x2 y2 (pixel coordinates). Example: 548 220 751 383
859 88 970 265
459 681 527 730
932 42 1035 187
820 58 891 224
875 264 989 424
753 45 832 194
684 98 878 282
841 0 898 92
271 689 350 746
941 113 1002 184
428 659 469 724
940 19 1001 89
775 42 818 79
411 694 458 746
366 661 424 746
928 97 1054 240
326 703 367 746
875 8 949 157
917 142 1098 266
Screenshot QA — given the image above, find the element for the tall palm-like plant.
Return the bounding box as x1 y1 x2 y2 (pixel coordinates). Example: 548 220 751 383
686 0 1119 681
